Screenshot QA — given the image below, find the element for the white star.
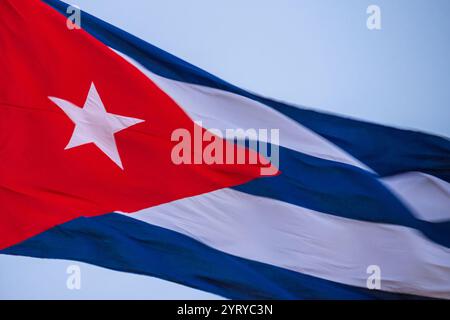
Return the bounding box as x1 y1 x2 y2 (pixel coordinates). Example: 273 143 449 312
49 82 144 169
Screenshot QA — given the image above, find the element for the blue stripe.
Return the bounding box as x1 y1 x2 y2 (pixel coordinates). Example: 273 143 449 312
261 103 450 182
43 0 450 183
232 144 450 247
1 213 428 300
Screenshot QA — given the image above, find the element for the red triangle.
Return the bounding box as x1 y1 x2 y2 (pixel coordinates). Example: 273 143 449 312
0 0 274 249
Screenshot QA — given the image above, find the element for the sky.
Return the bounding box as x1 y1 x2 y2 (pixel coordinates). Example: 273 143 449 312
1 0 449 299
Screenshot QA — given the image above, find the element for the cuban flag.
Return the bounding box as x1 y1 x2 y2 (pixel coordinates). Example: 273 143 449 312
1 0 450 300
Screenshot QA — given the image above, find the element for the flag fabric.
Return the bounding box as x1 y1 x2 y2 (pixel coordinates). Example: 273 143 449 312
1 0 450 299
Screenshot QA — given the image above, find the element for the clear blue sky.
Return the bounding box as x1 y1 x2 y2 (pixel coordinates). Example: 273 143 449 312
1 0 449 299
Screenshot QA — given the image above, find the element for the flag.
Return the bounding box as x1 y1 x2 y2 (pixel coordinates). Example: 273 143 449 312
1 0 449 299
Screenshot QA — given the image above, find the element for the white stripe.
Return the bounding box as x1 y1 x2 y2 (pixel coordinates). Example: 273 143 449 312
382 172 450 222
122 188 450 299
113 49 373 173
